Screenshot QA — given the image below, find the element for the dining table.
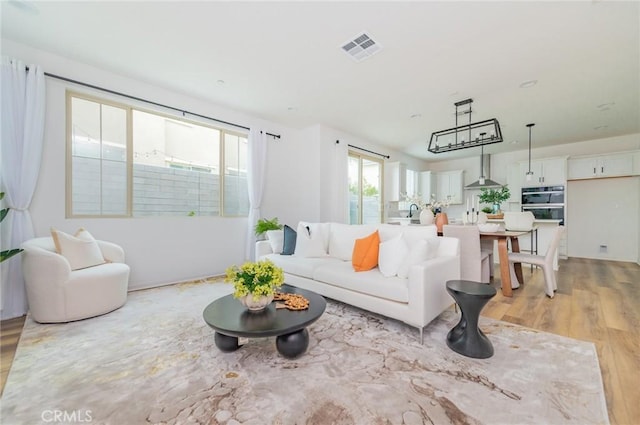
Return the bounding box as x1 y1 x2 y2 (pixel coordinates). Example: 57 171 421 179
479 229 528 297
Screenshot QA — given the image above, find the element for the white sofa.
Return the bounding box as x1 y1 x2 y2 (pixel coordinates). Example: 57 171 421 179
257 223 460 342
21 237 129 323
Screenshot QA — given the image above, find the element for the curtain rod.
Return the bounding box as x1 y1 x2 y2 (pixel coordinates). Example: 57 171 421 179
39 71 281 139
336 140 390 159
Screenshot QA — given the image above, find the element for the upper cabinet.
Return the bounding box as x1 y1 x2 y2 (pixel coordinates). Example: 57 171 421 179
386 161 407 202
419 171 436 202
436 170 464 204
519 157 566 187
568 152 636 180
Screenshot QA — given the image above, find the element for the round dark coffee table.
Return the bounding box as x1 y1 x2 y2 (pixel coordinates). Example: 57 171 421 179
203 285 326 358
445 280 497 359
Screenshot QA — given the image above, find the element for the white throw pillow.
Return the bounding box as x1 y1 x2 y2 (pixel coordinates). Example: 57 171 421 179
328 223 376 261
266 230 284 254
378 233 409 277
299 222 331 254
51 227 106 271
294 223 327 258
397 239 431 279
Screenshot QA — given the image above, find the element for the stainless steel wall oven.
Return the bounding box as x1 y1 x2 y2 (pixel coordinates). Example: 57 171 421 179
521 185 565 225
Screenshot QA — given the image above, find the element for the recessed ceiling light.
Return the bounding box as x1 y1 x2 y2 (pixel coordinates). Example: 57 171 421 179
410 114 421 119
216 80 225 85
519 80 538 89
594 125 608 130
287 107 295 111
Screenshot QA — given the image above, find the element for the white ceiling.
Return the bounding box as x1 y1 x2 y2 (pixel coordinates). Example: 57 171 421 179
2 1 639 160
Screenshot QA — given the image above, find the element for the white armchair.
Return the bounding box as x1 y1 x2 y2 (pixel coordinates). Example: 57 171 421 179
21 237 129 323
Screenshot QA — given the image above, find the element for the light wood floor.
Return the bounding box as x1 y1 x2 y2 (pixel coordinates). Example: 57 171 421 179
1 258 638 424
483 257 640 425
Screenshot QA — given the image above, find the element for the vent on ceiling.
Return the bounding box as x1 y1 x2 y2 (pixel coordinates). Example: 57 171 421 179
341 33 381 62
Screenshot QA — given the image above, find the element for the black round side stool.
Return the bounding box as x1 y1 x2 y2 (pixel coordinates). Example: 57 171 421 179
445 280 497 359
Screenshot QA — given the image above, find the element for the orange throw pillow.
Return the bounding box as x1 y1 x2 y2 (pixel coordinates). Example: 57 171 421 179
352 230 380 272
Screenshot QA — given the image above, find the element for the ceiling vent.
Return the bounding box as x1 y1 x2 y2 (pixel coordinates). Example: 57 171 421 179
341 33 381 62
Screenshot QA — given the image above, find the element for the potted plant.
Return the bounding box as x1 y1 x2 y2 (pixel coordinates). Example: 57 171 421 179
254 217 283 240
225 259 285 312
479 186 511 214
0 192 23 263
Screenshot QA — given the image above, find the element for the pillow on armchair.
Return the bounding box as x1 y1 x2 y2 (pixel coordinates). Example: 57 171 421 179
51 227 106 270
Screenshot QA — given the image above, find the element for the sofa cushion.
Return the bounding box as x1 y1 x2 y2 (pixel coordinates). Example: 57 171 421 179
50 228 106 271
395 236 438 279
352 230 380 272
378 224 438 246
266 230 284 254
282 225 297 255
313 261 409 303
329 223 376 261
263 253 342 279
294 223 327 258
378 233 409 277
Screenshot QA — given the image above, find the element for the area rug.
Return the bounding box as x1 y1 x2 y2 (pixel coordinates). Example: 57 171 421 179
1 280 608 425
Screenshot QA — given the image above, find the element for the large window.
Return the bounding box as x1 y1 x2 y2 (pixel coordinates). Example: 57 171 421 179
67 92 248 217
348 152 383 224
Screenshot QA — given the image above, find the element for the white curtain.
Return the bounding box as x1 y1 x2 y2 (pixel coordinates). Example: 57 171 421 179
245 128 268 260
1 57 46 319
332 140 349 223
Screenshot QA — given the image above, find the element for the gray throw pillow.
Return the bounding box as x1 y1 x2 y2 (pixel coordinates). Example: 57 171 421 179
281 224 297 255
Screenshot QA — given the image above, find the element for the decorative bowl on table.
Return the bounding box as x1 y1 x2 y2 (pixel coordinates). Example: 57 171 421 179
478 223 500 233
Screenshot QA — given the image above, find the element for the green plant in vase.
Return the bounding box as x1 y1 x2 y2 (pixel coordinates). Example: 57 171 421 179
254 217 283 238
225 259 285 311
479 186 511 214
0 192 23 263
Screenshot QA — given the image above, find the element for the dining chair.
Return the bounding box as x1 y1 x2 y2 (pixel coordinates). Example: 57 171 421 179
443 225 491 283
507 226 565 298
504 211 535 231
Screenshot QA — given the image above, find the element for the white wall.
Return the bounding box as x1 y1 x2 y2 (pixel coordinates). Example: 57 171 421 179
3 39 317 289
567 177 639 262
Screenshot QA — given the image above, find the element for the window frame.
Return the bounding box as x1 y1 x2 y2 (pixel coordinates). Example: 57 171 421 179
348 150 385 224
65 90 249 218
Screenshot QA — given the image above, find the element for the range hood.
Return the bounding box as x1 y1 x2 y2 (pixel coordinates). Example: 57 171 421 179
465 154 504 189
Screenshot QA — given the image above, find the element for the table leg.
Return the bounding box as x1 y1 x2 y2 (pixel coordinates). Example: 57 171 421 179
276 328 309 358
214 332 240 352
511 236 524 285
497 239 513 297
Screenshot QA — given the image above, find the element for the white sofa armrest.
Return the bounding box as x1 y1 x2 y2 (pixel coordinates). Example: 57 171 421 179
97 240 126 263
436 236 460 257
256 240 274 259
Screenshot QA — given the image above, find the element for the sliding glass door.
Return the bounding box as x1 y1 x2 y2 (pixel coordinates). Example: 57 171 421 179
348 152 383 224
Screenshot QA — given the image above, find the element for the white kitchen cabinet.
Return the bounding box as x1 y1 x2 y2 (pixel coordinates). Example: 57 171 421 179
520 157 566 187
385 161 407 202
568 152 635 180
419 171 436 203
436 170 464 204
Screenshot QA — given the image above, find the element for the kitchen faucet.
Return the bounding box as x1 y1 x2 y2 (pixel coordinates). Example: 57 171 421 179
409 204 419 218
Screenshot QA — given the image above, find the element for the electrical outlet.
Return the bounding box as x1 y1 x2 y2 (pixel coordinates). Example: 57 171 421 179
599 245 608 254
238 337 249 346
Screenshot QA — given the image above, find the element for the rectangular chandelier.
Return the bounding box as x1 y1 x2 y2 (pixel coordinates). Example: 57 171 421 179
428 99 503 154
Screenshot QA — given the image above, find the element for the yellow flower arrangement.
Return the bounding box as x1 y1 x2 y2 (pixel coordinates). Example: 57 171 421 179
225 259 285 301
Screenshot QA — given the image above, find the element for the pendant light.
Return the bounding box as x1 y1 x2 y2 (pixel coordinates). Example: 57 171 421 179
479 139 486 185
525 123 535 181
